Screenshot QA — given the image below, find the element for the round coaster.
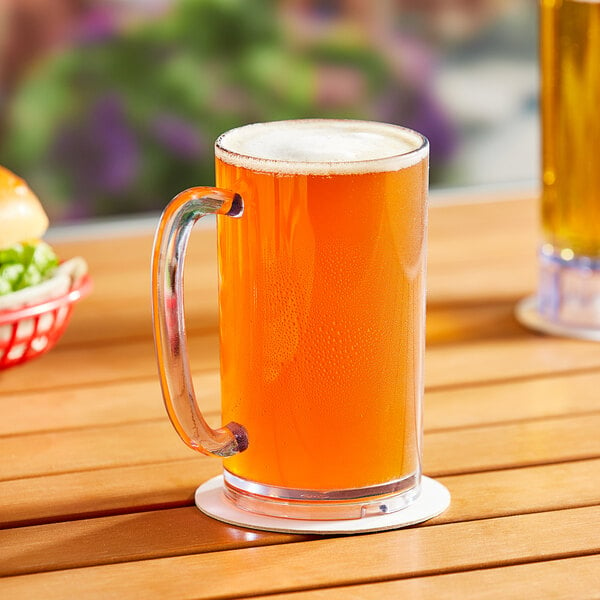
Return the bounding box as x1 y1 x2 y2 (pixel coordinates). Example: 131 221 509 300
195 475 450 535
516 296 600 342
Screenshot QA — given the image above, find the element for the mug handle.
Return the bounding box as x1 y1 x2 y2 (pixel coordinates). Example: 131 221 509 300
151 187 248 457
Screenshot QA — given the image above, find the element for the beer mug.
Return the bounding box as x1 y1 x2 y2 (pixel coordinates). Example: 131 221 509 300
518 0 600 339
151 120 432 523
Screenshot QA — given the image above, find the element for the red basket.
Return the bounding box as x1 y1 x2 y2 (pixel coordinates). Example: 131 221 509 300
0 274 92 369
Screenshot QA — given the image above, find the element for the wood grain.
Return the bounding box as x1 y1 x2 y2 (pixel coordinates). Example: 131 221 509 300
1 506 598 600
3 195 599 599
0 372 219 436
3 366 600 437
253 554 600 600
2 408 598 482
0 459 207 528
0 506 314 577
3 314 600 397
2 458 600 575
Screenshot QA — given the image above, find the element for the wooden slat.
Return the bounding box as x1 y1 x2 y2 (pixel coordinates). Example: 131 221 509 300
425 335 600 388
55 258 538 347
427 194 537 249
0 335 217 395
3 366 600 438
47 195 537 272
3 451 598 530
47 198 538 335
434 458 600 524
424 412 600 476
0 459 207 528
427 261 535 305
0 507 313 577
3 321 600 399
60 260 537 347
425 370 600 430
1 506 598 600
426 299 523 346
252 555 600 600
39 197 541 348
46 195 536 270
56 259 537 348
2 458 600 575
52 199 540 346
1 198 595 397
2 404 599 481
57 257 221 345
49 225 213 274
49 226 219 346
0 420 197 481
0 372 219 436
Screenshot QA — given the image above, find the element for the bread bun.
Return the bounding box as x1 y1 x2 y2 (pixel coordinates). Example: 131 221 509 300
0 165 49 248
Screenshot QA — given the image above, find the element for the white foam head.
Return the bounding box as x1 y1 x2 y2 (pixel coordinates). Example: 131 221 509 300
215 120 428 175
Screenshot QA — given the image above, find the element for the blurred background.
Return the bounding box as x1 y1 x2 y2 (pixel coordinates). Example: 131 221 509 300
0 0 538 224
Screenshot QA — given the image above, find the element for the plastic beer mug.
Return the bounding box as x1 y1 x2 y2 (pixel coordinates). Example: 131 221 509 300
151 120 450 533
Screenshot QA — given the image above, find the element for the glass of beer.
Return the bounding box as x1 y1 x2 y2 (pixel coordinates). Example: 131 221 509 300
518 0 600 339
151 120 431 523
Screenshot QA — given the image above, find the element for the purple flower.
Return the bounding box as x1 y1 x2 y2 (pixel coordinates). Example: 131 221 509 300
52 92 140 201
376 85 457 164
407 91 458 163
91 94 139 191
151 114 207 160
76 8 118 45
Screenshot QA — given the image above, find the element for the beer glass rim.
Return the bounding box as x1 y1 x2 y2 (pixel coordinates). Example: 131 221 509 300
215 119 429 176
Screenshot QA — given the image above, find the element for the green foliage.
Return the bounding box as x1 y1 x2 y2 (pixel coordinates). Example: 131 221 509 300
0 0 390 221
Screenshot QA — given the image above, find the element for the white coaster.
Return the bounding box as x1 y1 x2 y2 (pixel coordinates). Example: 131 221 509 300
516 296 600 342
195 475 450 535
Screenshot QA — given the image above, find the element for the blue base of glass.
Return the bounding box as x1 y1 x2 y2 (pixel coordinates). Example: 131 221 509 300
516 248 600 341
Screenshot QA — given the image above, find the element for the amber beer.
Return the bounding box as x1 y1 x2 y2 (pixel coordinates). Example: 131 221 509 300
540 0 600 258
214 121 428 499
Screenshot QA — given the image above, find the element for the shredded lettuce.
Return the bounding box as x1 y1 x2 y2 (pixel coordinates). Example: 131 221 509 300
0 241 59 296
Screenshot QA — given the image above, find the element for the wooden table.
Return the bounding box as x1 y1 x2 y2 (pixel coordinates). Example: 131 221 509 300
1 193 599 598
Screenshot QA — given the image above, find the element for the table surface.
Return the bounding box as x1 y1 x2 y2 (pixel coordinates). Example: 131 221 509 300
1 193 600 599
